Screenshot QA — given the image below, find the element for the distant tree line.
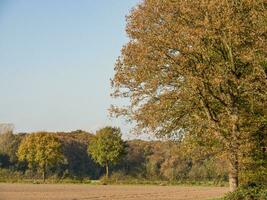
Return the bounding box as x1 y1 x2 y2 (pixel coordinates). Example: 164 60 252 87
0 127 228 183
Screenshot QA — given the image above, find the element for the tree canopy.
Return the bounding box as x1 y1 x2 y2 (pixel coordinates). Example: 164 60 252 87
0 132 23 166
17 132 65 182
111 0 267 191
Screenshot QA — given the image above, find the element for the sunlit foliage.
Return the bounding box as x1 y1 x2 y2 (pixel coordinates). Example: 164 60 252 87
112 0 267 191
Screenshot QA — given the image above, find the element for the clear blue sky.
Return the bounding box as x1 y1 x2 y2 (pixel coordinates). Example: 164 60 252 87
0 0 140 137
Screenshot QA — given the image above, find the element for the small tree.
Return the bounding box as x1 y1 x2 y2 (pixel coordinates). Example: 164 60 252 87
88 127 126 178
17 132 64 182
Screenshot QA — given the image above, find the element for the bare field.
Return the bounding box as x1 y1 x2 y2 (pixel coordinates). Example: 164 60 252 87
0 183 228 200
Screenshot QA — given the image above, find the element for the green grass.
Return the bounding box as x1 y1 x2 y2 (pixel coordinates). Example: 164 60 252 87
0 178 228 187
0 168 228 186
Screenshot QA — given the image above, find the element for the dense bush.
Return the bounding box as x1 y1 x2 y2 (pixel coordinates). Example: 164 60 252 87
223 184 267 200
0 169 23 182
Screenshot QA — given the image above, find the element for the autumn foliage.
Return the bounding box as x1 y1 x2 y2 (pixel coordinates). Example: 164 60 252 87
111 0 266 191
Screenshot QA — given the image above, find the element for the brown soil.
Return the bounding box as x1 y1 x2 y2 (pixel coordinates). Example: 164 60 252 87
0 183 228 200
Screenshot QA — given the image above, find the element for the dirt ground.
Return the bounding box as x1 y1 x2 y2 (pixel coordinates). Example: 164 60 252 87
0 183 228 200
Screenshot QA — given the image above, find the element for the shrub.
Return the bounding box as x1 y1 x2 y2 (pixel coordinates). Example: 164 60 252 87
0 168 24 182
223 183 267 200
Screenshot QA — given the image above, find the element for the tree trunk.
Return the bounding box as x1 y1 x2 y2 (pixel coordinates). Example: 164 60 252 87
228 113 240 192
42 166 46 183
105 162 109 179
229 152 239 192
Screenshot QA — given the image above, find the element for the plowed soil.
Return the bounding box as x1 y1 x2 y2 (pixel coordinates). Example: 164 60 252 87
0 183 228 200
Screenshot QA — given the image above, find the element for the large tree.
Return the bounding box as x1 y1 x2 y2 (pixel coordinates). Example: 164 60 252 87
88 127 126 178
111 0 266 191
17 132 64 182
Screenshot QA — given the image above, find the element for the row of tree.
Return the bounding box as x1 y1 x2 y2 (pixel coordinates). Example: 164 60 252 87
0 127 228 183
